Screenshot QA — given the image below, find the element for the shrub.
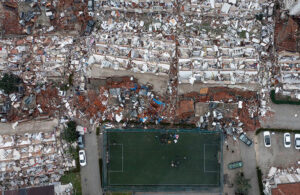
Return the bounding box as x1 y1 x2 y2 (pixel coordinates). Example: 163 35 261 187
99 158 103 186
63 121 79 143
235 172 251 195
256 128 298 135
68 72 74 86
270 90 300 105
0 73 22 94
96 127 100 135
256 167 264 195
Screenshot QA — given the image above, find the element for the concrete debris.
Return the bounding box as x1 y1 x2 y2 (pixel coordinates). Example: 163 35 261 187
264 166 300 195
0 0 276 125
0 0 293 192
0 130 75 190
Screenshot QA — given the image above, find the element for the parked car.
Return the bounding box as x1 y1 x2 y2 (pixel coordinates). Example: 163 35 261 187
79 150 87 166
85 20 95 35
76 125 87 135
78 135 84 149
295 134 300 149
284 133 291 148
239 133 253 146
264 131 271 147
88 0 94 12
228 161 243 170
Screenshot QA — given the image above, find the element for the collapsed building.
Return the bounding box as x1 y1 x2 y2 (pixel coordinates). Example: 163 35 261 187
273 1 300 100
264 166 300 195
0 0 287 191
0 129 75 190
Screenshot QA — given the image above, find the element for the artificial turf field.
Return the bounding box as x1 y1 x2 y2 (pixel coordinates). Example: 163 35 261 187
103 130 222 191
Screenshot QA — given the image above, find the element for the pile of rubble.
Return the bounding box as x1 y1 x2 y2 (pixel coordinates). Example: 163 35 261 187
182 87 260 131
74 77 168 124
264 166 300 194
0 130 75 190
272 2 300 102
0 0 92 36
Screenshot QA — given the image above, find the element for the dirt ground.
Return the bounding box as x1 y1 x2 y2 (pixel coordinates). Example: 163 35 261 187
88 66 169 95
0 118 58 135
255 131 300 176
178 83 260 95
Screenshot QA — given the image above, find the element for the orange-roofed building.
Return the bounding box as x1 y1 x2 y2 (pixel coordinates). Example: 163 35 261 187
271 183 300 195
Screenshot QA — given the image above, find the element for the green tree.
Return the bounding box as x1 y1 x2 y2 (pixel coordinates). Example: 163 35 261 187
63 121 79 143
0 73 22 94
235 172 251 195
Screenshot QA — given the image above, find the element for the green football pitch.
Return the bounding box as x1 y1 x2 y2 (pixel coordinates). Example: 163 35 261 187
103 130 221 190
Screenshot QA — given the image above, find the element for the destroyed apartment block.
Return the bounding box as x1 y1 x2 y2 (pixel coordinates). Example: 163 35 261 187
275 51 300 99
97 0 176 13
263 166 300 195
176 2 273 85
88 33 174 75
89 0 274 88
273 5 300 99
1 0 92 35
0 130 75 190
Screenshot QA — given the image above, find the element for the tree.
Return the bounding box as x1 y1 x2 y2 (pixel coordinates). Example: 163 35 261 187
0 73 22 94
62 121 79 143
235 172 251 195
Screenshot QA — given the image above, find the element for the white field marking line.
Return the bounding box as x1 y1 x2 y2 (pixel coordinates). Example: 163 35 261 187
122 143 123 172
204 144 205 173
109 183 220 186
203 144 219 173
108 144 124 173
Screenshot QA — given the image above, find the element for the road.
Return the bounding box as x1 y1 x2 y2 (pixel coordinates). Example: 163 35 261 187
240 132 259 195
81 128 102 195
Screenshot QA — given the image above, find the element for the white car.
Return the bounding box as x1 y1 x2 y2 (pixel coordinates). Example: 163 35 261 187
295 134 300 150
79 150 87 166
284 133 291 148
264 131 271 147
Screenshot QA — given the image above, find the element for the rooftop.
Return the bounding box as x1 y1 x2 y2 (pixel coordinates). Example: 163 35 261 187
271 182 300 195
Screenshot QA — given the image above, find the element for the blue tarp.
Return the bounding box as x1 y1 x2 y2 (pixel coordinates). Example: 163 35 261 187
141 85 148 90
153 98 165 106
157 117 163 123
131 83 138 91
140 117 148 123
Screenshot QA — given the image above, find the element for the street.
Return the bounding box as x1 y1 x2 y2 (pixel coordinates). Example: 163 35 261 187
81 129 102 195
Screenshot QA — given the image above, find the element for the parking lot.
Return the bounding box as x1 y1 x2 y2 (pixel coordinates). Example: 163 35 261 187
255 131 300 175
